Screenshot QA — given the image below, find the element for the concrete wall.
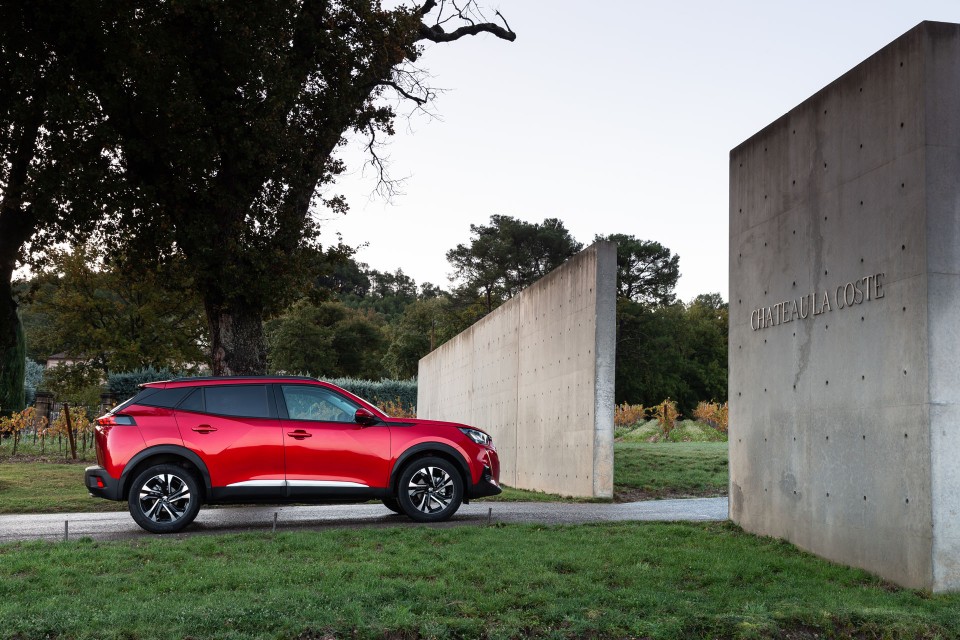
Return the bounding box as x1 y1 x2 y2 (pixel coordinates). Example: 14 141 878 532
729 21 960 591
417 241 616 498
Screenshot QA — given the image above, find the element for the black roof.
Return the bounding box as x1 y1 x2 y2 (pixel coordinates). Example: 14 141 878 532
165 375 318 383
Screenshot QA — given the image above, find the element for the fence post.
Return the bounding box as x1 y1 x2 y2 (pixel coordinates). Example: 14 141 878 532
34 390 53 423
99 391 115 416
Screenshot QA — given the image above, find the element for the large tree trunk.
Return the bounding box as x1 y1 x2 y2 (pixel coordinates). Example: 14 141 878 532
205 300 268 376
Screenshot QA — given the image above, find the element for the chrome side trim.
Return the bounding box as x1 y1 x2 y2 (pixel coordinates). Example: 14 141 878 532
225 479 369 488
225 480 286 488
287 480 369 488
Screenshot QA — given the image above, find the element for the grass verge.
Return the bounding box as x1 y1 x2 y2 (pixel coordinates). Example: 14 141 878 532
0 463 124 515
615 441 728 501
0 522 956 639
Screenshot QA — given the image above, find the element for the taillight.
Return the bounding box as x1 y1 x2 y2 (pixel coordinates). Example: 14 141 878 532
96 414 136 428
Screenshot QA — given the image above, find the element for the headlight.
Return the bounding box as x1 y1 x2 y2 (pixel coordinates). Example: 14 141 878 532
459 427 492 446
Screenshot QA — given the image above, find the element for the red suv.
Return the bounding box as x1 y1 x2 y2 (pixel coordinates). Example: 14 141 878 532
84 376 500 533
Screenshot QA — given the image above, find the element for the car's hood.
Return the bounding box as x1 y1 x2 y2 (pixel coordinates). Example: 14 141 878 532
382 416 475 431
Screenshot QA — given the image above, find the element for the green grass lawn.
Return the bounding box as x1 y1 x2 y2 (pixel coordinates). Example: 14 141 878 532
615 441 728 501
0 522 957 640
0 463 124 514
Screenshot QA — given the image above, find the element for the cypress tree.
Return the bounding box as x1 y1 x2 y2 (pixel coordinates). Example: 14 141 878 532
0 310 25 416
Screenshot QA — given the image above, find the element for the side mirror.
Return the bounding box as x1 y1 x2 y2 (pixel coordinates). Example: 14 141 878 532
355 408 378 427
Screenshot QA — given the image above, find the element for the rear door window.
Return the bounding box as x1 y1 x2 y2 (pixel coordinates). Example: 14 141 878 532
203 385 272 418
177 388 204 413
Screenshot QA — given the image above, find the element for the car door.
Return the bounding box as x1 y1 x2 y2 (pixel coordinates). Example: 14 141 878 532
276 383 391 496
175 384 285 499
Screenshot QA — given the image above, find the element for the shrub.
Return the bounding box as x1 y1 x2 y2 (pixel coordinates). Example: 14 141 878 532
50 404 93 459
23 358 44 405
652 399 679 437
692 401 728 433
378 398 417 418
0 407 48 456
323 377 417 412
108 366 178 401
614 402 646 428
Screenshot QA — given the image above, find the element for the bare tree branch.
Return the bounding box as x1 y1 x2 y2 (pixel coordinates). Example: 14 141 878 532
363 123 406 200
374 80 429 105
416 1 516 43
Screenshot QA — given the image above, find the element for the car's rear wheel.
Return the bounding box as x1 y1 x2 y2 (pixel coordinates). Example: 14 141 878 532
127 464 201 534
397 456 463 522
381 497 403 514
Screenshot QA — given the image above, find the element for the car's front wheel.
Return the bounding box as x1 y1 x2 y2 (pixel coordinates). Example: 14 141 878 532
127 464 202 534
397 456 464 522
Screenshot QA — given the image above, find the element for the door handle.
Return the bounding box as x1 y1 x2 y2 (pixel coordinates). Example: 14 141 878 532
287 430 312 440
192 424 217 434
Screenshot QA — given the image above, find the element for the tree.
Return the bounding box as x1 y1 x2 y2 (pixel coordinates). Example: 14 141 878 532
266 300 387 379
41 0 515 376
614 294 728 414
596 233 680 305
447 215 583 313
382 296 456 378
0 3 116 413
681 293 728 405
20 245 207 375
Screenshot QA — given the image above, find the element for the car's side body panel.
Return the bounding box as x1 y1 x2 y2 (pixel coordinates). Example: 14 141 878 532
176 410 286 493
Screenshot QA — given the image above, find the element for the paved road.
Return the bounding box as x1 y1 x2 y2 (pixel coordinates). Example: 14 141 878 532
0 497 728 543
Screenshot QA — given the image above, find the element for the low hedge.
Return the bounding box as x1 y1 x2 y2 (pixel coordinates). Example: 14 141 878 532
323 377 417 409
107 367 178 400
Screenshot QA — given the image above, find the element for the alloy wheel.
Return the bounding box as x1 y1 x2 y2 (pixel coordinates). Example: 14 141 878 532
406 465 455 514
137 473 192 524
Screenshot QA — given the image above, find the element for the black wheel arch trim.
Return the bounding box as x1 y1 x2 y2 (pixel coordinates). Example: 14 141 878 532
391 443 472 493
120 445 213 500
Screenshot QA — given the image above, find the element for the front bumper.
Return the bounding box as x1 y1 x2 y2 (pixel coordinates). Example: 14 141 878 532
84 465 122 501
467 467 502 499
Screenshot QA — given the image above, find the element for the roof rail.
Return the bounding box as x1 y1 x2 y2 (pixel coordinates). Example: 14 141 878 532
166 375 318 383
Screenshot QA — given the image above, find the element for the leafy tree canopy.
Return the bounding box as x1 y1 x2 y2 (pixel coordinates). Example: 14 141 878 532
4 1 515 378
266 299 387 379
18 245 207 375
615 294 728 414
595 233 680 305
447 215 583 312
382 296 458 378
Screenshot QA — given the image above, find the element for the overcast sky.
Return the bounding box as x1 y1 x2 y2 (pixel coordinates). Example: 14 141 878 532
321 1 960 302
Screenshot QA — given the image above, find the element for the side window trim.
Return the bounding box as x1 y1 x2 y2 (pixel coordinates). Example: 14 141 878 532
271 384 289 420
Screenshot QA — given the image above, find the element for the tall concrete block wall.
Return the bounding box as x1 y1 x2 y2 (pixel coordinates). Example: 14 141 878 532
417 241 616 498
729 21 960 591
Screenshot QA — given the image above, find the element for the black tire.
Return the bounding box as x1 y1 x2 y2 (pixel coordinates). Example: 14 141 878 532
397 456 464 523
381 497 403 514
127 464 202 534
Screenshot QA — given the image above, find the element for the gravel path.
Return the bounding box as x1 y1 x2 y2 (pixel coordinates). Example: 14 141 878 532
0 497 728 543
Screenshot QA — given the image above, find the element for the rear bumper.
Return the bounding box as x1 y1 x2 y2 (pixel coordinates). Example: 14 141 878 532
84 465 122 501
